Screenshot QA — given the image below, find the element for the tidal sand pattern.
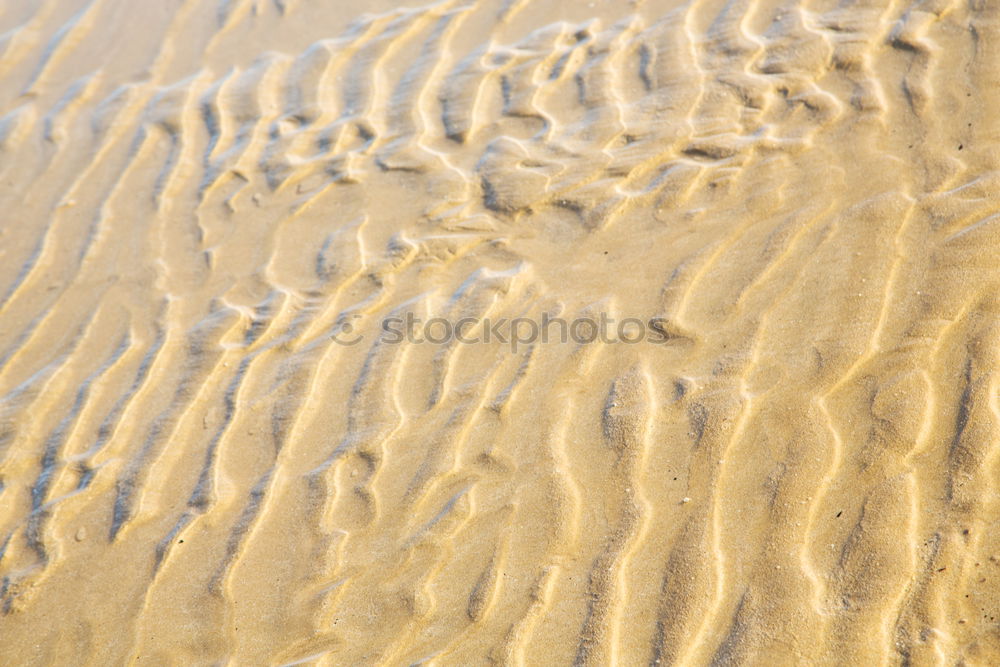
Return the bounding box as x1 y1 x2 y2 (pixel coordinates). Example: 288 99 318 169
1 0 999 663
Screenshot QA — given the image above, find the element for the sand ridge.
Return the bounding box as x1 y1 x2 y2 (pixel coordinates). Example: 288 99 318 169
0 0 999 663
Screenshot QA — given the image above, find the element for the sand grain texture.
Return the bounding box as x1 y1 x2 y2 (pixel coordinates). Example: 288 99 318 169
0 0 999 664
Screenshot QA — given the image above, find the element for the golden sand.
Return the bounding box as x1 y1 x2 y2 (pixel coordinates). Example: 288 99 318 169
1 0 999 663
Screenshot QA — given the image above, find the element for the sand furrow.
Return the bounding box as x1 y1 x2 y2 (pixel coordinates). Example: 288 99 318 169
1 0 999 662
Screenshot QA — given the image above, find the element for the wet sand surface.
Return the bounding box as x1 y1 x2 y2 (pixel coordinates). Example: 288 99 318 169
1 0 1000 664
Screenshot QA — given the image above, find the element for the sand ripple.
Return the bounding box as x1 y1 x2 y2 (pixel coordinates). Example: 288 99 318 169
1 0 999 663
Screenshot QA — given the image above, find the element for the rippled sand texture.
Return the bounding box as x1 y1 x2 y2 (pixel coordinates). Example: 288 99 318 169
2 0 1000 663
